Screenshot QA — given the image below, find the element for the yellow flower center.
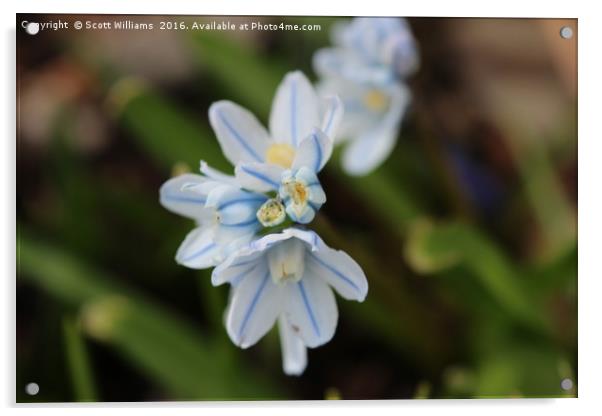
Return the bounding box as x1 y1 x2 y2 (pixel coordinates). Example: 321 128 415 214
363 89 389 111
265 143 295 168
286 181 309 206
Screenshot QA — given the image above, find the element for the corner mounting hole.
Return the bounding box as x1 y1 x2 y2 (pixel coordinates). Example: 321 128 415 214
561 378 573 391
25 382 39 396
560 26 573 39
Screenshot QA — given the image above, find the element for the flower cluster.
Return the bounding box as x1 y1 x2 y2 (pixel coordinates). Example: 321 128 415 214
313 17 419 176
160 71 368 375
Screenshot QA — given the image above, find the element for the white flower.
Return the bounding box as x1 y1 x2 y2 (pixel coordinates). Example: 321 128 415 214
160 163 268 269
313 18 418 176
211 227 368 375
208 71 343 196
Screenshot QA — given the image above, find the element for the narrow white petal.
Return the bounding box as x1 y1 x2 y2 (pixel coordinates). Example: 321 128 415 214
342 126 398 176
159 174 212 220
235 162 283 193
309 183 326 205
212 254 263 287
211 240 265 286
278 315 307 376
342 84 410 176
175 226 223 269
291 128 332 173
320 95 344 141
283 273 338 348
253 228 319 254
199 161 240 187
205 186 266 226
225 262 283 348
209 101 270 166
269 71 320 148
307 238 368 302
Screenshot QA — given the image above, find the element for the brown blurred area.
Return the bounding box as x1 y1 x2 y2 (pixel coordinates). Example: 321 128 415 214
410 18 576 260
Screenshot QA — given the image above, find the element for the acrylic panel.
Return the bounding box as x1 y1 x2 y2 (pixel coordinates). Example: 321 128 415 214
16 14 577 402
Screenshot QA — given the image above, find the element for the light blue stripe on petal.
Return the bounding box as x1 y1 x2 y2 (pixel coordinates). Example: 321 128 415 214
322 98 339 138
297 280 320 337
311 132 322 172
238 271 270 339
240 165 280 189
310 253 361 293
229 264 257 287
220 218 259 228
290 78 298 146
161 195 206 205
218 196 266 211
216 110 263 163
182 242 217 263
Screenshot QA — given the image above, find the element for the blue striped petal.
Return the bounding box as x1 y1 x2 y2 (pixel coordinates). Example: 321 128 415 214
292 128 332 173
284 273 338 348
175 226 223 269
235 162 283 193
209 101 270 166
269 71 320 148
278 315 307 375
160 174 216 221
225 262 283 348
320 95 344 141
205 185 266 226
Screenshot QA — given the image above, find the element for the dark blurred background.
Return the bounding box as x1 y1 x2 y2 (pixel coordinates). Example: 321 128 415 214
16 15 577 402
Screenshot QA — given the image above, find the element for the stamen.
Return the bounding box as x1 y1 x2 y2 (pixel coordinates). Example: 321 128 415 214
256 198 286 227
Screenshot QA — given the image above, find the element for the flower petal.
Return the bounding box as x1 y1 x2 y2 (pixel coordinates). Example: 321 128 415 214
285 203 317 224
283 273 338 348
278 315 307 376
175 226 223 269
341 83 410 176
217 227 320 272
320 95 344 141
292 128 332 173
205 186 266 226
235 162 283 193
199 161 240 187
269 71 320 148
159 174 215 221
225 262 283 348
315 78 379 142
212 254 263 286
313 48 393 85
307 238 368 302
209 101 270 165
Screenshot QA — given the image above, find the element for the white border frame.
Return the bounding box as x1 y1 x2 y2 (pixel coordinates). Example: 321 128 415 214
4 1 598 415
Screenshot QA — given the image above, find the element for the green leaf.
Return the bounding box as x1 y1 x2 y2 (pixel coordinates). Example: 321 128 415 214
18 232 283 400
108 78 230 172
62 316 98 402
404 219 549 333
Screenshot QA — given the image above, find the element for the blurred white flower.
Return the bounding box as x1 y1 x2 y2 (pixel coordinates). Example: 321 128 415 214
212 227 368 375
313 17 419 176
